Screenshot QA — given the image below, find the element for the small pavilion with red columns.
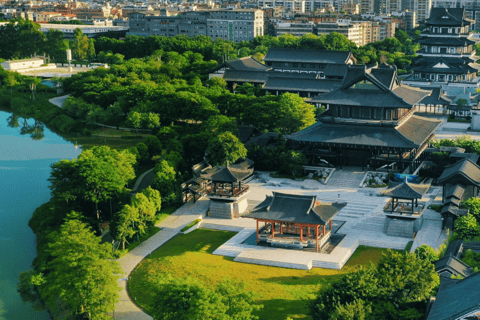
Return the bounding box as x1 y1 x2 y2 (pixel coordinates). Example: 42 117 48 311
243 193 346 251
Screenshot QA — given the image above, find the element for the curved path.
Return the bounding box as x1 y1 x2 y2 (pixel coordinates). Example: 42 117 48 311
114 198 209 320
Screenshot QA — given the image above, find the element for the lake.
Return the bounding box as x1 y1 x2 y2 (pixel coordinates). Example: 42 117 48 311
0 111 78 319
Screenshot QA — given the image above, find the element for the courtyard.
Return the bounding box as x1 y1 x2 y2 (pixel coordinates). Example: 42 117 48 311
128 229 396 320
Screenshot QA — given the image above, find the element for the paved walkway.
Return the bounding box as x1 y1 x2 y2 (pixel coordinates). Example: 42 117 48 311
48 94 70 108
114 198 209 320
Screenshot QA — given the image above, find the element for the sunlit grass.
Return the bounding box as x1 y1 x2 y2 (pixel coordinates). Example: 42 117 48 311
128 229 393 319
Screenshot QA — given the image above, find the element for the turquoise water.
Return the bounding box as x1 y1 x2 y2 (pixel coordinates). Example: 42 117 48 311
0 111 78 319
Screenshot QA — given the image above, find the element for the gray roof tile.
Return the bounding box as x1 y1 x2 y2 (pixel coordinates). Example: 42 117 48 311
263 48 354 64
286 115 441 149
437 159 480 186
243 192 346 225
427 272 480 320
381 181 430 199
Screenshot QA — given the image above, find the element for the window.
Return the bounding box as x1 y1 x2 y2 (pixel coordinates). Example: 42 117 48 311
310 64 315 68
301 63 307 68
293 63 298 67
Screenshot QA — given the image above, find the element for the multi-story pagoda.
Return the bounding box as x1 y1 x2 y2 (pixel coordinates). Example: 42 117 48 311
403 8 480 104
287 64 443 173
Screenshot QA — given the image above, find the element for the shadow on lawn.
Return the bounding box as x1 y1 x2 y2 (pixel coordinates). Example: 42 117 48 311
259 273 344 287
256 298 314 320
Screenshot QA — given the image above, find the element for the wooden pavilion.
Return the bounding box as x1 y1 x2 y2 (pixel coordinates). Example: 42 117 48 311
243 193 346 251
381 181 431 214
201 164 253 198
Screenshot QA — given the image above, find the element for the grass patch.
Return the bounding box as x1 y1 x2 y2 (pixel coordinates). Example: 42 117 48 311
128 230 394 320
180 219 201 232
428 205 443 213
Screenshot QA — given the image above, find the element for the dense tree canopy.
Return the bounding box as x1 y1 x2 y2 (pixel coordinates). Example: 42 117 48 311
311 250 439 320
208 131 247 166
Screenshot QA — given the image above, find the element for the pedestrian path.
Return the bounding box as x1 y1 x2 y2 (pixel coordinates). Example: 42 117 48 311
114 198 209 320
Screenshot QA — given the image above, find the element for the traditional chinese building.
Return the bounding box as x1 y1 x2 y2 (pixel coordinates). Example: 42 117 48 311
200 162 254 219
403 8 480 106
243 193 346 251
287 64 443 172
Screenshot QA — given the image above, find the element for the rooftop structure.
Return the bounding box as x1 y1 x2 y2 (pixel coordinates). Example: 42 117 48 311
403 7 480 107
427 272 480 320
287 64 442 172
243 192 346 251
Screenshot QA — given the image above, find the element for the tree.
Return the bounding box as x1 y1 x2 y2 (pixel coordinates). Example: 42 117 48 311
42 217 121 319
152 278 261 320
277 93 316 134
77 146 136 219
152 160 177 205
453 215 480 240
311 250 439 320
45 29 68 61
48 146 136 219
110 204 140 250
202 115 237 135
70 28 90 61
208 131 247 166
414 245 438 263
462 197 480 223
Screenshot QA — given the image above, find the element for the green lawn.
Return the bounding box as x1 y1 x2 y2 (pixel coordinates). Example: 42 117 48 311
128 229 394 320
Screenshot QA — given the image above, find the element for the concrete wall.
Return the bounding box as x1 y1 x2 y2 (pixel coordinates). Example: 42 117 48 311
209 201 234 219
233 198 248 217
472 114 480 130
385 216 423 238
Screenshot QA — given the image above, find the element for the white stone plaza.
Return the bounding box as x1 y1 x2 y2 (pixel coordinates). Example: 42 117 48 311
196 168 447 270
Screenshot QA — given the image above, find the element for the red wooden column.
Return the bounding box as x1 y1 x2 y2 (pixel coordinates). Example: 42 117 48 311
329 220 332 231
307 225 311 238
300 226 303 241
280 223 283 234
323 225 326 237
271 221 275 238
315 226 319 251
256 220 259 243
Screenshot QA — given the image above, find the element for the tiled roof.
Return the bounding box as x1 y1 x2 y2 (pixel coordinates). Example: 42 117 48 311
238 126 257 143
435 255 473 277
323 64 348 77
427 272 480 320
441 203 468 216
311 65 430 108
444 239 464 258
201 165 253 183
263 77 341 92
381 181 430 199
243 192 346 225
396 115 443 147
444 184 465 200
225 56 271 71
223 70 270 83
418 87 452 106
223 70 318 83
286 115 441 149
437 159 480 186
263 48 354 64
418 37 475 46
427 7 472 26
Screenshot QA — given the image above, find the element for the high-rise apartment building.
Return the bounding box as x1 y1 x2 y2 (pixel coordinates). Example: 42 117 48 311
413 0 432 24
128 8 263 42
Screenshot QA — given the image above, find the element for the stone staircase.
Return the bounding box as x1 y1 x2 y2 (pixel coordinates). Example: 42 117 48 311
327 167 365 189
352 216 386 232
334 201 380 219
